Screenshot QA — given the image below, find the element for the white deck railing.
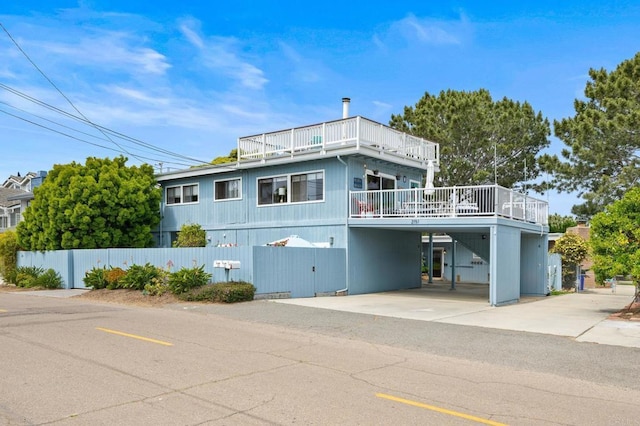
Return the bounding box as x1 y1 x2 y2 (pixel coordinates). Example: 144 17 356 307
350 185 548 225
238 116 439 164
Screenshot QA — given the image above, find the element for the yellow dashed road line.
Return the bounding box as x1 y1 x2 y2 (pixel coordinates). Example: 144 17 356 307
376 393 507 426
96 327 173 346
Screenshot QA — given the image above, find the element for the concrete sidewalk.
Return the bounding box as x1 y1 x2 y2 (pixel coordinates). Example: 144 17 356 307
275 284 640 349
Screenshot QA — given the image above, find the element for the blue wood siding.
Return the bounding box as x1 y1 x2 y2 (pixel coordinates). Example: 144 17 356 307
491 225 521 305
520 233 548 296
347 228 422 294
253 247 346 297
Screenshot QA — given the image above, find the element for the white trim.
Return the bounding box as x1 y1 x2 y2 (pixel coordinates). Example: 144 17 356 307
165 183 200 206
214 177 243 202
257 169 325 207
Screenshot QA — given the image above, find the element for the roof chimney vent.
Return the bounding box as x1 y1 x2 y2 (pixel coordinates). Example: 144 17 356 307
342 97 350 119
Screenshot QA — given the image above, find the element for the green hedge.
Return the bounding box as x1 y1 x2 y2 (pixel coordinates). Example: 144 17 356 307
179 281 256 303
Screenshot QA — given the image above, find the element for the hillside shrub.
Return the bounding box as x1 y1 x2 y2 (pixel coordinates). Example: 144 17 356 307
84 266 108 289
168 265 211 294
119 263 160 291
179 281 255 303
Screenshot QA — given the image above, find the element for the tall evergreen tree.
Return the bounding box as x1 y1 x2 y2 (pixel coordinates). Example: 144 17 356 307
390 89 551 189
540 52 640 216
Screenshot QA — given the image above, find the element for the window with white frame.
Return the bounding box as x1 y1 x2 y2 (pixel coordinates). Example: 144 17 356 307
214 178 242 201
166 184 199 205
258 171 324 205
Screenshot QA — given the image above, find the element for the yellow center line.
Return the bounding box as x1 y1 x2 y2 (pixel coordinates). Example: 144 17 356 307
376 393 508 426
0 309 7 313
96 327 173 346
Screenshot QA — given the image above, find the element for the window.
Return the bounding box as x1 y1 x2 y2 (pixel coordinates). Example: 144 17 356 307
258 171 324 205
292 172 323 202
183 184 198 203
166 184 199 205
215 178 241 201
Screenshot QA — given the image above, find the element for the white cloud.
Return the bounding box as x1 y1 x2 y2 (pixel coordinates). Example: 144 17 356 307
401 14 461 45
179 19 268 90
34 32 171 76
279 41 322 83
376 13 471 50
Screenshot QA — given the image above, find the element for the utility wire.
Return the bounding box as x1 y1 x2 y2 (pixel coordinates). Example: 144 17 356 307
0 107 196 167
0 83 210 165
0 99 198 166
1 21 213 167
0 21 150 163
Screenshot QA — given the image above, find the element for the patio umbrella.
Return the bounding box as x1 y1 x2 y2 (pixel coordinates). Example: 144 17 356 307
424 160 435 196
266 235 317 247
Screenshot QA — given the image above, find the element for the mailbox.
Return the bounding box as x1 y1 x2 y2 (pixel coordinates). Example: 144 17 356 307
224 260 241 270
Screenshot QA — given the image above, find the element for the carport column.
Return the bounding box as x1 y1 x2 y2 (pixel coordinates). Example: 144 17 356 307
450 239 456 290
489 225 497 306
428 233 434 284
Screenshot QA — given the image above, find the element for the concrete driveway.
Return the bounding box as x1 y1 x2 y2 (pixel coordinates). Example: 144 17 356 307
275 282 640 348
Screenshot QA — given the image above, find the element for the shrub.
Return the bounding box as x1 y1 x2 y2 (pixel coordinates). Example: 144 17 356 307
173 223 207 247
14 266 61 289
15 266 45 288
179 281 255 303
84 267 108 289
119 263 161 291
0 230 19 284
168 265 211 294
144 268 170 296
105 267 127 289
36 269 63 289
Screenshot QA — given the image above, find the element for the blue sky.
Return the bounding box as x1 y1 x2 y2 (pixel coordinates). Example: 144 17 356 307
1 1 639 215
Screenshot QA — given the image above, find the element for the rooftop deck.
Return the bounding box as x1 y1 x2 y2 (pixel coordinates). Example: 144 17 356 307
238 116 439 168
350 185 549 226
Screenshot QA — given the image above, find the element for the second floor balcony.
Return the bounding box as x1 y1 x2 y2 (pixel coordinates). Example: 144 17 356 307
350 185 549 226
238 116 439 168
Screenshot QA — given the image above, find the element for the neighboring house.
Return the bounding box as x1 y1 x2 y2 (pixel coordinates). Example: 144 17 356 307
565 221 594 288
155 100 549 305
0 171 47 232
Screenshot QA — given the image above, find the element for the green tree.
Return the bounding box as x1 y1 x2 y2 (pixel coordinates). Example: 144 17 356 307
0 230 20 283
389 89 551 188
211 149 238 165
550 233 589 289
548 214 577 233
173 223 207 247
540 52 640 216
17 156 161 250
590 187 640 300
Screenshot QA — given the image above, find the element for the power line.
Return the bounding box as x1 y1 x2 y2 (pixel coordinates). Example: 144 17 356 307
0 107 195 168
0 99 200 166
0 21 214 168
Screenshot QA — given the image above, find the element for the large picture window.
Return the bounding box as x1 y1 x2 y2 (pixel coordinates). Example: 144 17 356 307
258 171 324 205
166 184 199 205
215 178 242 201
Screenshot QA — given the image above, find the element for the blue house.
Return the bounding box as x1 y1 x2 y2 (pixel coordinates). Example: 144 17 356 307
155 99 549 306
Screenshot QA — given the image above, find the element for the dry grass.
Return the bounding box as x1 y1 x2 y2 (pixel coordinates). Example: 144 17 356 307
73 288 181 307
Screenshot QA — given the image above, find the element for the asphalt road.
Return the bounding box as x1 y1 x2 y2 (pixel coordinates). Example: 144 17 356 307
1 293 639 425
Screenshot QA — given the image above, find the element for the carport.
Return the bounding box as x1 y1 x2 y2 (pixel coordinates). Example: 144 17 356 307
347 216 549 306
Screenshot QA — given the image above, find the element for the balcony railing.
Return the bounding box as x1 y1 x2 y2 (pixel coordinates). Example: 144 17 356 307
238 116 439 164
350 185 548 225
